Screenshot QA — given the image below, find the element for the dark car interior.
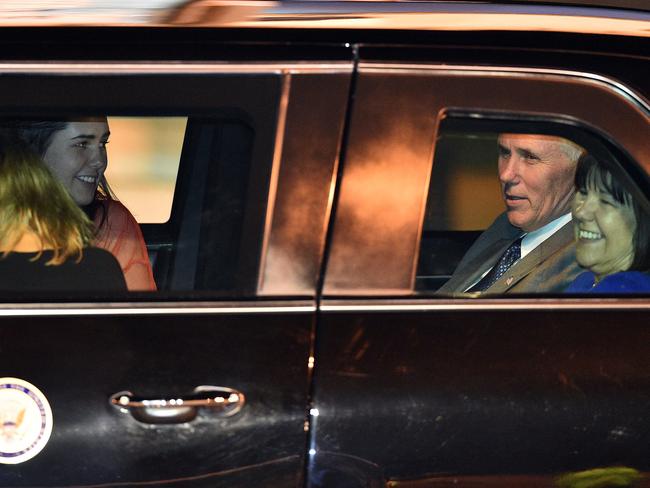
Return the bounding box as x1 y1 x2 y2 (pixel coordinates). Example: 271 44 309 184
143 117 262 295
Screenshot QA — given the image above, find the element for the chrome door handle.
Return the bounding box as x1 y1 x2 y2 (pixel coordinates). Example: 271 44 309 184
110 385 245 424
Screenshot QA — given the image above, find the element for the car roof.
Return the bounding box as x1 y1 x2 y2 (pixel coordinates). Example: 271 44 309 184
0 1 649 38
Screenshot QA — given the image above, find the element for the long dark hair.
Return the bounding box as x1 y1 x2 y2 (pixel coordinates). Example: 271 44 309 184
575 154 650 272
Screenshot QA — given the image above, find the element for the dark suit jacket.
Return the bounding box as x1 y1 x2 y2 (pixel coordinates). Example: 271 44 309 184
437 212 581 294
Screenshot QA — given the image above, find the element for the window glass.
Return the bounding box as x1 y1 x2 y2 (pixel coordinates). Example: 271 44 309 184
418 120 650 296
0 69 351 299
418 130 504 291
106 117 186 224
424 132 502 231
0 114 268 296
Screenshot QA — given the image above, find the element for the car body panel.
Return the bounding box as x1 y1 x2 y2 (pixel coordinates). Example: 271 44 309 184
309 301 650 485
0 305 312 486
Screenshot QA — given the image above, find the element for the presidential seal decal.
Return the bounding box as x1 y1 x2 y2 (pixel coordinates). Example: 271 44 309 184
0 377 53 464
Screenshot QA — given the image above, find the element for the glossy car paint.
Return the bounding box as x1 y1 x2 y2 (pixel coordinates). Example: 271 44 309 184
0 2 648 488
310 302 650 486
0 307 312 486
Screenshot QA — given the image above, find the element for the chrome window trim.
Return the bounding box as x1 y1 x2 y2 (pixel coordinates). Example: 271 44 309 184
320 299 650 312
0 62 354 75
0 301 316 316
359 63 650 115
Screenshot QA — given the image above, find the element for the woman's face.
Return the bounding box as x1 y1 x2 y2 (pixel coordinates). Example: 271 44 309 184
42 119 110 206
572 184 636 280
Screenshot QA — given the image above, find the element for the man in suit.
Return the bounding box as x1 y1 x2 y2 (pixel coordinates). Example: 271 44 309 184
438 133 583 294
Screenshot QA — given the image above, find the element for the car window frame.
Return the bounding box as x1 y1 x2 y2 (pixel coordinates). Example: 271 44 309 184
0 61 352 302
322 62 650 296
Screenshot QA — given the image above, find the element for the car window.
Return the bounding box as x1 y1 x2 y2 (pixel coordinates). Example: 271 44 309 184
417 130 503 291
0 114 264 295
322 61 650 297
416 117 650 296
105 117 186 223
0 65 351 298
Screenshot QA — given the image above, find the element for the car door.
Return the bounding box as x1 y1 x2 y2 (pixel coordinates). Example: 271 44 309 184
0 36 352 487
309 52 650 486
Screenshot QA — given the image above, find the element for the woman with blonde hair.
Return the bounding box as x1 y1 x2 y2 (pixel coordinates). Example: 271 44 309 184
0 134 126 291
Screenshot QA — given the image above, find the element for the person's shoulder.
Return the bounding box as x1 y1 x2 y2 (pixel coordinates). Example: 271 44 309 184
564 271 595 292
104 199 136 220
81 247 128 290
485 212 519 235
81 246 122 267
98 198 140 233
601 271 650 291
471 212 519 247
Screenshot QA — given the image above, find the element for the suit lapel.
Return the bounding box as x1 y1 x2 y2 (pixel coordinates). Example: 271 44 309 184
443 236 520 292
487 221 574 293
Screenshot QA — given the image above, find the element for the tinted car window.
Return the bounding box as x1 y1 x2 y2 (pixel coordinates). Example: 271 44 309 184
417 131 503 291
0 65 351 298
323 64 650 296
106 117 186 223
417 117 649 295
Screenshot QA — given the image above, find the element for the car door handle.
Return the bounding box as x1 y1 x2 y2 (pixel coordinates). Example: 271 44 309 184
110 385 245 424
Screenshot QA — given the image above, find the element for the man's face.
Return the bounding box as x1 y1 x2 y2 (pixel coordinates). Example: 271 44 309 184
497 134 578 232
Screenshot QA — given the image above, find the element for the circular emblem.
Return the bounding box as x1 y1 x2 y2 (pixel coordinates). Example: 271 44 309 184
0 378 53 464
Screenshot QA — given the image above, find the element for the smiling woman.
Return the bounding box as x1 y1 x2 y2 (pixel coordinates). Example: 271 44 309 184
41 119 109 206
566 153 650 292
14 118 157 291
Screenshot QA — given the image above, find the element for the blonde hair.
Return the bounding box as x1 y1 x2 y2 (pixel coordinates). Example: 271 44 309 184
0 136 94 265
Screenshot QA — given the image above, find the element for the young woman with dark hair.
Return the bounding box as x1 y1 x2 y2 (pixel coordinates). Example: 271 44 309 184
15 118 156 290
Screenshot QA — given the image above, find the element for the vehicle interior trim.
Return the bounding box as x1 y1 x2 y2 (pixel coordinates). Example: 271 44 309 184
320 299 650 312
0 302 316 316
359 63 650 114
0 62 354 75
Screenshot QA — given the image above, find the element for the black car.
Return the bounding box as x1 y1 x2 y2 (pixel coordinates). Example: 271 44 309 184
0 1 649 487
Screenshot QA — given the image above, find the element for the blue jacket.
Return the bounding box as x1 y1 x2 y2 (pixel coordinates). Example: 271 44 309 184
565 270 650 293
